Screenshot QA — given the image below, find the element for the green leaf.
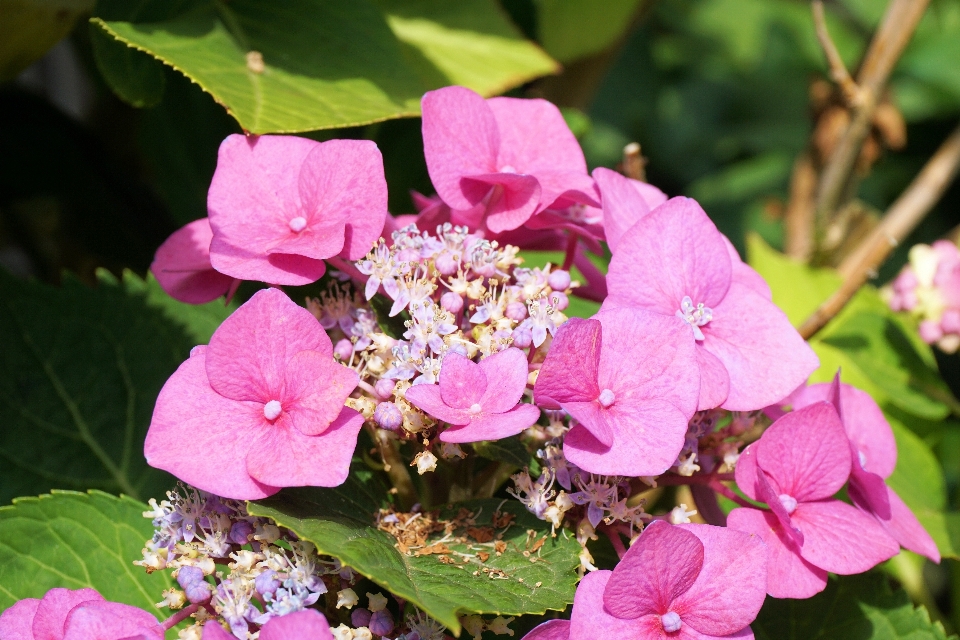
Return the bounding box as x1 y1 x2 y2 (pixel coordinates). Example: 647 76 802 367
753 573 950 640
0 0 95 81
0 269 232 504
249 468 580 634
472 436 540 476
0 491 172 613
92 0 557 134
535 0 642 63
90 23 165 107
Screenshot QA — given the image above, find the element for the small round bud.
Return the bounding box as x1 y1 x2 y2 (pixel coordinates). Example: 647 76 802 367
374 401 403 430
228 520 253 545
254 569 280 597
334 338 354 361
505 301 527 321
512 325 533 348
919 319 943 344
374 379 396 400
550 291 569 311
369 609 395 636
434 250 460 276
351 608 372 628
440 291 463 314
548 269 571 291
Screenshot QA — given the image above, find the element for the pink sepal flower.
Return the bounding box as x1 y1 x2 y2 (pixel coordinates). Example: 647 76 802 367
150 218 240 304
0 588 160 640
533 308 699 476
208 134 388 286
404 348 540 443
202 610 333 640
728 402 899 599
603 196 817 411
421 86 596 234
793 376 940 562
592 167 665 254
523 522 766 640
145 287 363 500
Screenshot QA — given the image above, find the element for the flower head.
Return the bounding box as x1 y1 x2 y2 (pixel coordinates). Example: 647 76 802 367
0 588 162 640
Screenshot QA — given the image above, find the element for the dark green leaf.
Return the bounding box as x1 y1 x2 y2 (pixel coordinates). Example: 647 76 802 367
0 269 232 504
753 573 950 640
249 467 580 633
535 0 642 63
0 491 172 613
368 293 409 340
89 24 166 107
472 436 540 476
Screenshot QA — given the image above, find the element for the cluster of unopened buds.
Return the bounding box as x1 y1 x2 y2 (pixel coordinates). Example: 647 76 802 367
0 85 941 640
885 239 960 353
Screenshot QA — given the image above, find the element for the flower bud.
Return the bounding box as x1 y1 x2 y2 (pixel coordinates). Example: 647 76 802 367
435 250 461 276
334 338 354 361
505 301 527 321
374 379 396 400
548 269 571 291
229 520 253 545
374 401 403 430
440 291 463 314
351 608 372 627
549 291 569 311
369 609 395 636
255 569 281 597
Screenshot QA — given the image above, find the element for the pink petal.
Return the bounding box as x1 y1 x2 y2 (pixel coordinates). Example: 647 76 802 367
606 197 732 313
568 571 648 639
792 500 898 574
404 384 471 425
284 351 359 436
205 288 332 402
604 521 704 619
755 468 804 548
201 621 234 639
520 619 571 640
144 353 279 500
0 598 40 640
150 218 237 304
32 588 103 640
793 382 896 479
847 456 891 520
246 407 364 488
421 86 499 211
727 508 828 600
463 172 541 233
734 442 761 501
870 486 941 563
593 167 651 254
260 609 333 640
297 140 387 261
439 353 487 409
564 400 614 447
61 601 161 640
478 347 531 414
487 97 587 177
534 318 602 409
754 402 850 503
675 625 755 640
439 404 541 444
722 235 771 300
209 237 328 286
703 283 819 411
672 524 767 637
531 170 598 212
695 346 730 411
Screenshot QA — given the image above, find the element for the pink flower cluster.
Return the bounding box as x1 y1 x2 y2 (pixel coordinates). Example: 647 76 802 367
886 240 960 353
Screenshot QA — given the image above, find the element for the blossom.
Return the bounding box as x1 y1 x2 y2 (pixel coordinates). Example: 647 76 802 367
145 287 363 500
201 609 333 639
405 348 540 443
0 588 162 640
591 167 665 254
421 86 596 233
792 377 940 562
728 401 900 599
207 134 388 286
151 218 240 304
533 308 699 476
521 521 767 640
603 196 817 411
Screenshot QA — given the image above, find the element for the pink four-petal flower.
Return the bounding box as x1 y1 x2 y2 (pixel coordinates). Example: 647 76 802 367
150 217 240 304
202 609 333 640
144 287 363 500
0 588 162 640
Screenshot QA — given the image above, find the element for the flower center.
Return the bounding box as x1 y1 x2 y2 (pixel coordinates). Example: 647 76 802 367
499 165 517 174
469 403 483 416
858 450 867 468
676 295 713 341
263 400 283 421
288 216 308 233
598 388 615 408
661 611 682 633
778 494 798 514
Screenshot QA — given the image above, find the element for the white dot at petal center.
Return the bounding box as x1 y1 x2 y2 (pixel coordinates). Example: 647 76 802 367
288 217 308 232
264 400 283 421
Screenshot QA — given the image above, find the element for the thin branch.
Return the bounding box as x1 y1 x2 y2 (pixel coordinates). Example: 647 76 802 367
812 1 861 105
784 152 818 260
800 122 960 339
622 142 646 181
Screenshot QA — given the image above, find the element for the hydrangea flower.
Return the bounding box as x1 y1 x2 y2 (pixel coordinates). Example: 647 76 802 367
207 134 388 286
421 85 596 233
603 196 818 411
533 308 699 476
728 401 899 599
885 240 960 353
792 377 940 562
591 167 665 254
0 588 162 640
145 287 363 500
151 217 240 304
404 348 540 443
202 609 333 639
521 521 767 639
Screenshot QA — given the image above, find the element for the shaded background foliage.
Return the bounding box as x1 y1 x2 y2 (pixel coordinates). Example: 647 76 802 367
1 0 959 637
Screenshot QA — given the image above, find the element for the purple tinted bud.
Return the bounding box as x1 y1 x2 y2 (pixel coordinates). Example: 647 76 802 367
352 608 372 628
229 520 253 545
178 566 212 603
548 269 571 291
550 291 569 311
435 251 460 276
375 379 396 400
505 301 527 321
920 319 943 343
512 324 532 348
185 581 212 604
255 570 281 596
440 291 463 314
177 565 204 589
334 338 354 361
369 609 395 636
374 401 403 430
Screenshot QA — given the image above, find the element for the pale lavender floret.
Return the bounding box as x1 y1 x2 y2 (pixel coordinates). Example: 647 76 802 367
404 304 456 354
351 309 378 351
384 344 420 380
374 402 403 430
357 242 403 301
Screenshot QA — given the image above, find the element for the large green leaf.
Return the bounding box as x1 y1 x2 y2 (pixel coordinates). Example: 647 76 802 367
92 0 557 133
753 573 950 639
0 0 95 80
535 0 642 63
0 269 232 504
0 491 172 614
249 466 580 634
